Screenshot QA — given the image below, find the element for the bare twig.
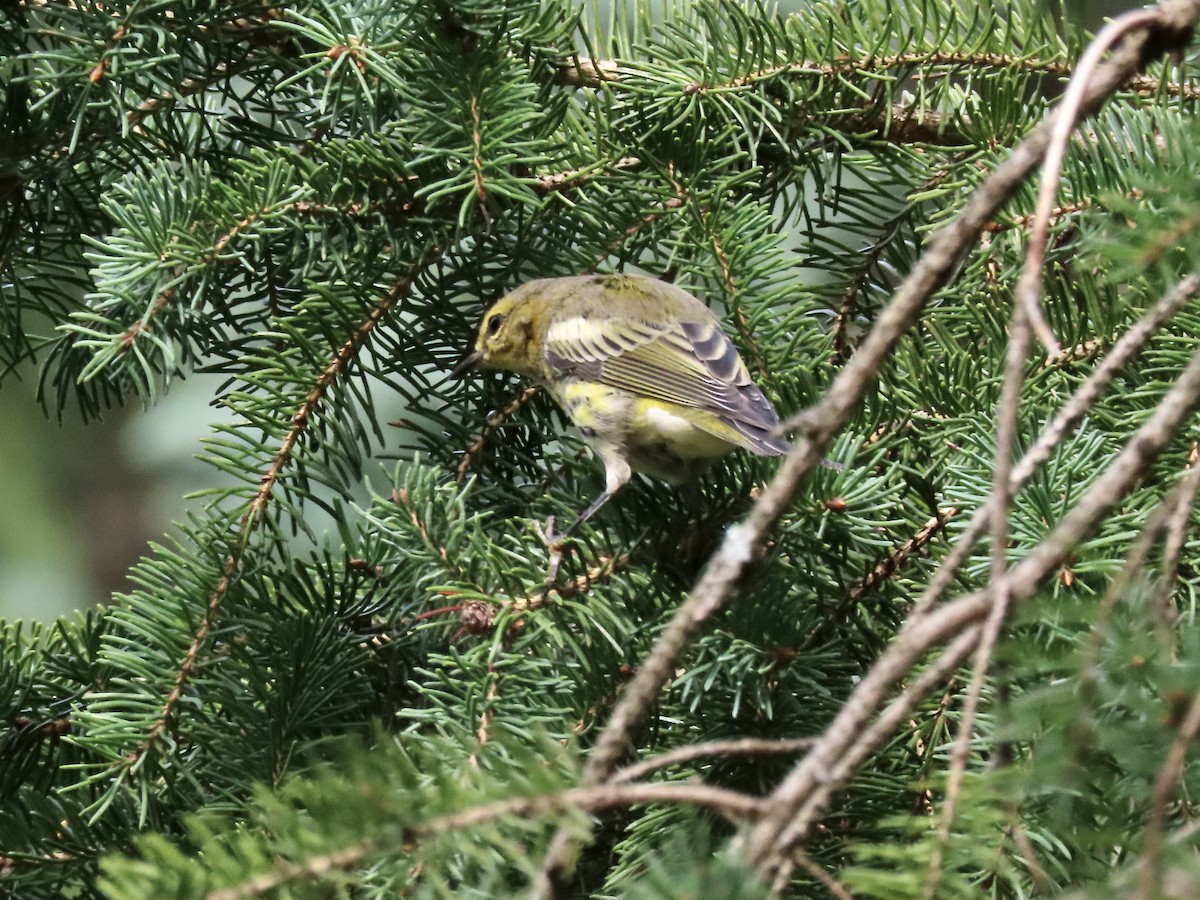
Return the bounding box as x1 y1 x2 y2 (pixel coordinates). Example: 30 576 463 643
744 339 1200 877
910 270 1200 623
531 8 1180 892
1062 456 1200 782
767 626 984 876
925 251 1030 896
207 781 763 900
438 782 763 841
610 737 814 785
1136 687 1200 900
1152 447 1200 636
1018 8 1164 355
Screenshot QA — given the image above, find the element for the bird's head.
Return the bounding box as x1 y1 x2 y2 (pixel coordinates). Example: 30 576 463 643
452 285 551 379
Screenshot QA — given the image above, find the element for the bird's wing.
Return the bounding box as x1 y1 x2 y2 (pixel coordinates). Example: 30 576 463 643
543 314 788 454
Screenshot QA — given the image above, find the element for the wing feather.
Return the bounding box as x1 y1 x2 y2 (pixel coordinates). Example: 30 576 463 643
544 312 787 454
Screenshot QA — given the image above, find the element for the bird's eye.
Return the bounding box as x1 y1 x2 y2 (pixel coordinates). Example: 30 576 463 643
486 313 505 336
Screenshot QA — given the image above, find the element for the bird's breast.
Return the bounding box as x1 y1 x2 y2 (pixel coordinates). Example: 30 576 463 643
552 381 632 441
550 380 737 485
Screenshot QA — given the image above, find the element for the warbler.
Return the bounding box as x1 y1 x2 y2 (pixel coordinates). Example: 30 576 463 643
452 274 790 534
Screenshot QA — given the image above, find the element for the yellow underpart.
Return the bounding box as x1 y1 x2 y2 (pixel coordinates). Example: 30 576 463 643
629 399 737 459
555 381 742 459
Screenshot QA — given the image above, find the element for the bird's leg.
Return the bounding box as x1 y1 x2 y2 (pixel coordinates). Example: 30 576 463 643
537 489 615 585
560 489 616 540
539 453 630 586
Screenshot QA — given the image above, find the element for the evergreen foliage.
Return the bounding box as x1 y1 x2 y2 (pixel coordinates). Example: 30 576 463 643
3 0 1200 896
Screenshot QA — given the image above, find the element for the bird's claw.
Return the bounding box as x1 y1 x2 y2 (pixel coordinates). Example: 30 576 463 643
534 516 572 586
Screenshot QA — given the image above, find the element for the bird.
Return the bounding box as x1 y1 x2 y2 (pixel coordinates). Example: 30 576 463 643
452 273 790 539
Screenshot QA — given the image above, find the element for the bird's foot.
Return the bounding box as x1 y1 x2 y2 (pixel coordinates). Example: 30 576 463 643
534 516 572 586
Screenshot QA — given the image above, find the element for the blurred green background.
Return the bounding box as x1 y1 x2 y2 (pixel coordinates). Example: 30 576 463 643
0 0 1130 624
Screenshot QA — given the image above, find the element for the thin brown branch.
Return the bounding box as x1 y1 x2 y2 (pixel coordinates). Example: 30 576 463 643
557 50 1075 94
847 508 959 603
807 507 960 649
469 90 487 202
513 552 630 611
469 661 500 769
1136 687 1200 900
1152 445 1200 636
533 7 1169 893
1005 809 1052 894
610 737 814 785
120 251 439 777
784 849 855 900
926 284 1027 894
119 204 279 353
654 165 768 377
1020 9 1165 356
394 486 468 580
6 714 72 741
556 45 1200 102
768 626 984 874
456 387 540 482
909 270 1200 623
433 781 763 832
745 338 1200 876
1066 457 1200 776
535 156 641 195
206 782 763 900
706 214 771 381
583 160 690 274
47 56 261 168
118 188 388 355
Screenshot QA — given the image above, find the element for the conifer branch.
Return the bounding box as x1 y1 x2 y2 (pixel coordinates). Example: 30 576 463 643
703 207 771 382
1151 446 1200 634
206 782 763 900
456 387 540 481
557 47 1200 102
394 486 467 580
829 164 952 360
48 57 263 167
469 661 499 768
1019 8 1169 356
747 338 1200 876
842 508 959 604
1075 464 1200 719
534 6 1177 891
535 156 641 195
910 269 1200 623
118 250 439 778
469 90 487 204
13 1 1200 893
586 176 687 273
1136 685 1200 900
557 50 1075 94
118 202 285 353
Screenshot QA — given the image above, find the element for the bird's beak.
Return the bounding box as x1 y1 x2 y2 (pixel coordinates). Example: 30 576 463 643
451 349 483 378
